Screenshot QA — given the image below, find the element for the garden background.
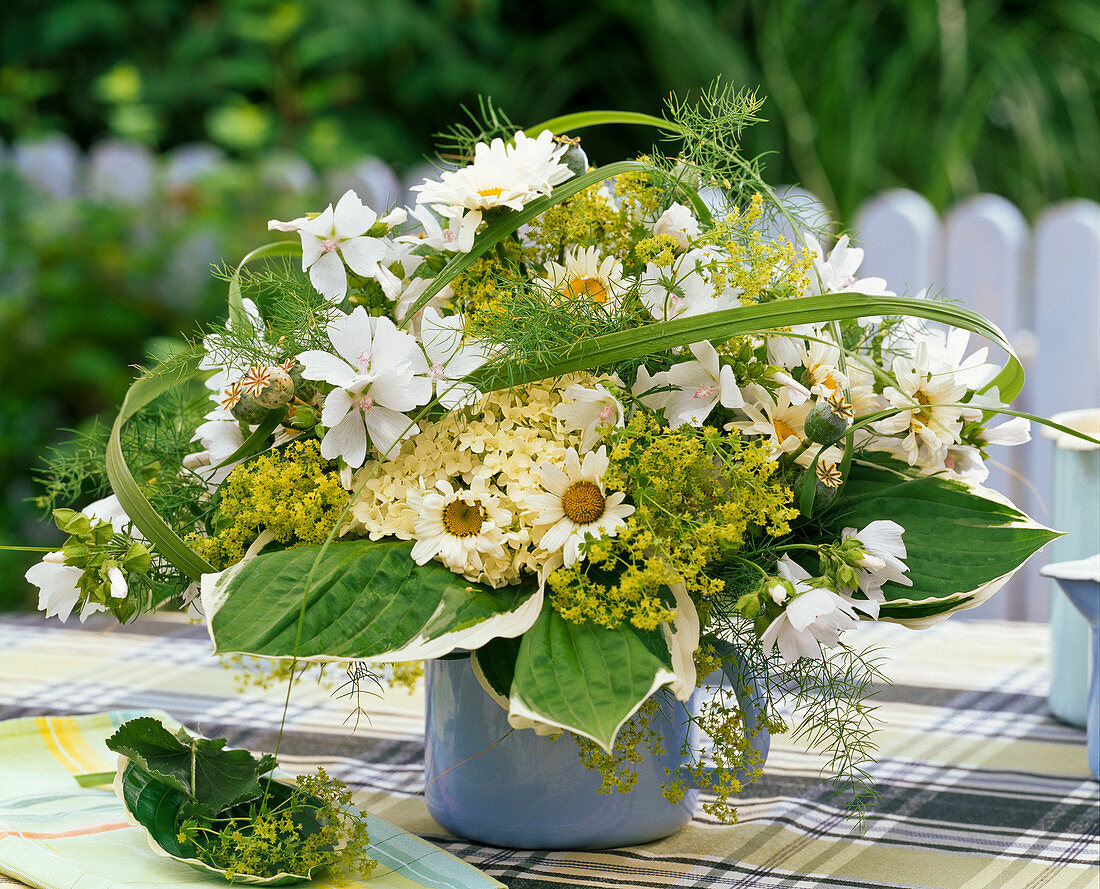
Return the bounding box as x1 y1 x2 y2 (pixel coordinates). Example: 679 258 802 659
1 0 1097 610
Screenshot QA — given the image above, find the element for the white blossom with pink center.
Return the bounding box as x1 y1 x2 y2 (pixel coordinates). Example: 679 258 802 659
645 341 745 429
552 378 626 451
297 306 431 466
418 307 489 410
269 190 406 302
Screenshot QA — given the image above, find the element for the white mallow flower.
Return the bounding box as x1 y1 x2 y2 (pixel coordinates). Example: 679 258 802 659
803 232 894 300
638 247 740 321
657 341 745 428
269 190 406 302
529 447 635 567
841 520 912 609
411 130 573 252
419 307 489 409
760 556 861 664
297 306 431 466
398 204 467 254
541 246 628 309
24 496 133 624
190 414 245 487
553 379 625 451
410 477 512 582
651 202 699 250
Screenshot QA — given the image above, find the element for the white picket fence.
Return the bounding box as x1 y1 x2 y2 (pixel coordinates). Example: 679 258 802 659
7 135 1100 621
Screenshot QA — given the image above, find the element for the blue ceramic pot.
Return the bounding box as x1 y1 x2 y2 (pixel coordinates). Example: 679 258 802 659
424 647 770 849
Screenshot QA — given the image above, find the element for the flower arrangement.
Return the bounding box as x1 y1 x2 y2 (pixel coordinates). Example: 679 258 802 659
28 87 1060 824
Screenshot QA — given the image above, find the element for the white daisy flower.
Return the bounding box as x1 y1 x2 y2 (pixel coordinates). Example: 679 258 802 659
841 520 912 611
760 556 860 664
651 202 699 250
655 341 745 428
297 306 431 466
730 384 815 464
529 447 635 567
410 477 512 581
541 246 628 309
269 190 405 302
873 341 980 469
419 307 489 410
411 130 573 252
552 379 625 451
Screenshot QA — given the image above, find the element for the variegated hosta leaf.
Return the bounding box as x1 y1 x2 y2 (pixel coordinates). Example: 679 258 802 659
824 459 1059 625
506 604 681 753
202 539 541 661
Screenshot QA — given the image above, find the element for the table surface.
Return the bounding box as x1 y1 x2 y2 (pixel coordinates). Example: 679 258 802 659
0 613 1096 889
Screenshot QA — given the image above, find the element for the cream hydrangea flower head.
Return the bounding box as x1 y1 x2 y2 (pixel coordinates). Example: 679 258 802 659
540 246 628 309
529 446 635 568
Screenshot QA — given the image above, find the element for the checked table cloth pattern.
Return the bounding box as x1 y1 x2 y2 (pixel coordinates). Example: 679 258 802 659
0 613 1096 888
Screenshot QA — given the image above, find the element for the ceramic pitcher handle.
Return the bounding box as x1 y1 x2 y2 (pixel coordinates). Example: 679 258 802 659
680 637 771 790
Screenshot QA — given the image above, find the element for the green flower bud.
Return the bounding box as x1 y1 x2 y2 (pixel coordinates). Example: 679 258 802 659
804 402 848 444
799 469 840 509
285 360 317 401
231 393 271 425
286 404 318 430
557 136 589 178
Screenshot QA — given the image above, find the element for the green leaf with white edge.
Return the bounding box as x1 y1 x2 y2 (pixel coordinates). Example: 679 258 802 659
507 605 678 753
822 458 1059 625
468 293 1024 398
106 716 276 813
203 539 542 661
400 160 651 324
472 634 522 701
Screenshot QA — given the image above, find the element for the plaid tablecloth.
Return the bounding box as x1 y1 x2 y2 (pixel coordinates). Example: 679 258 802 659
0 613 1096 888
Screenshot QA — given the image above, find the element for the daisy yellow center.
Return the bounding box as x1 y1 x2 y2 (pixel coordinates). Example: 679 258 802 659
913 391 934 425
477 187 504 199
774 419 798 443
561 481 606 524
442 499 485 538
564 276 608 303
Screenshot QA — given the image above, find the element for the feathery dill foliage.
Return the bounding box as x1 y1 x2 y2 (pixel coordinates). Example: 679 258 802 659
714 613 886 826
665 81 767 205
209 261 342 370
433 96 519 165
468 277 640 388
34 420 113 515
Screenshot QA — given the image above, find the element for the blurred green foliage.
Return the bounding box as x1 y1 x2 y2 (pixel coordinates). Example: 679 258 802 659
0 168 325 609
1 0 1095 218
0 0 1096 610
